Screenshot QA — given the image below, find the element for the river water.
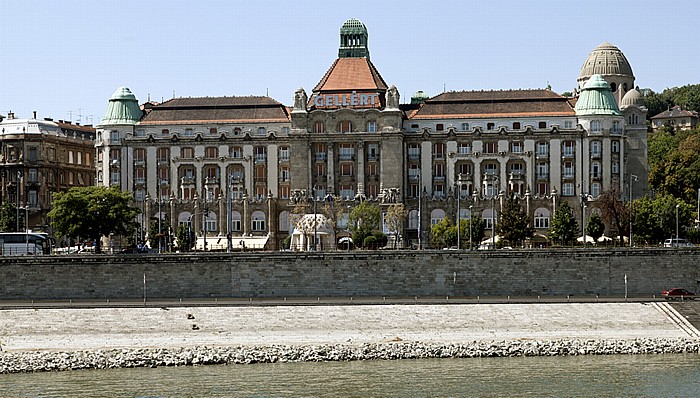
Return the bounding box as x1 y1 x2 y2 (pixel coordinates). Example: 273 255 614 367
3 354 700 397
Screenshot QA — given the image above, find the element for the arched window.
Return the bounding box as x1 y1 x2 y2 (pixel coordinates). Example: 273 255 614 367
591 182 601 198
408 210 419 229
204 211 217 232
314 121 325 134
610 82 617 92
252 211 266 232
612 120 621 134
279 211 290 232
482 209 496 229
430 209 445 225
590 120 601 133
534 208 550 229
231 211 241 231
590 141 601 157
591 161 601 179
611 140 620 153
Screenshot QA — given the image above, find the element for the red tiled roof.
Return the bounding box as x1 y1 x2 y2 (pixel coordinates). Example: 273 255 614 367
140 96 290 124
410 90 575 119
313 58 388 92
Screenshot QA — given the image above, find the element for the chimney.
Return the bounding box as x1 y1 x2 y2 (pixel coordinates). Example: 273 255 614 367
33 110 37 119
8 111 14 119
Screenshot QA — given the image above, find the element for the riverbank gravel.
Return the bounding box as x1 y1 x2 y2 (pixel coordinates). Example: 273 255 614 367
1 303 698 373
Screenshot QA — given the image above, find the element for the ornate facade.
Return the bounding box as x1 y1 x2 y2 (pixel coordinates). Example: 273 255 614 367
96 19 648 250
0 112 96 232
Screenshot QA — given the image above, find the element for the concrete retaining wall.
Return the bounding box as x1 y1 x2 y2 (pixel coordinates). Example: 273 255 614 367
1 249 699 300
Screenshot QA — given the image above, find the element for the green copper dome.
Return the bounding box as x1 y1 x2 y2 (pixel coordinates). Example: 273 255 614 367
340 18 368 35
575 75 621 116
411 90 429 105
98 86 143 126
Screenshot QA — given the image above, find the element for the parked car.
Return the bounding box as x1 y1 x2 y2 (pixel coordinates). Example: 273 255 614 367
661 288 696 300
663 238 694 248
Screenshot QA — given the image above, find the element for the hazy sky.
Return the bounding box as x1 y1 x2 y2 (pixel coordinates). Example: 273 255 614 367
2 0 699 125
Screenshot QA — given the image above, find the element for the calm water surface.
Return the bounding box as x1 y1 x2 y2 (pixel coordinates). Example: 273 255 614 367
3 354 700 397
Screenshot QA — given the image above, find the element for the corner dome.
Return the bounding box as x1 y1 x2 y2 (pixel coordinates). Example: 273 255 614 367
575 75 621 116
97 86 144 126
579 42 634 79
621 88 645 107
411 90 429 104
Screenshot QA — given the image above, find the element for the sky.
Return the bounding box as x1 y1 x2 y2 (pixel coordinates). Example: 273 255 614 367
1 0 699 126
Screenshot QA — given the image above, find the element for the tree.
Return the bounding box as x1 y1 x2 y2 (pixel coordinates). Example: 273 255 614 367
594 187 629 246
0 202 18 232
48 186 140 253
465 215 486 249
633 194 694 244
176 223 195 252
148 214 172 252
586 212 605 243
548 201 578 245
649 133 700 204
430 217 456 248
495 194 534 247
385 204 407 248
348 201 382 249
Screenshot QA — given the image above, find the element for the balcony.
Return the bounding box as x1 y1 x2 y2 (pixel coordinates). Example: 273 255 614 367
591 173 602 180
134 159 145 166
562 151 575 159
254 154 267 163
367 154 379 161
339 153 355 161
433 153 445 160
180 176 195 185
536 173 549 180
204 177 220 185
562 172 575 179
279 153 290 162
591 151 602 159
408 153 420 161
367 174 379 181
433 175 446 182
315 153 327 161
408 174 420 181
135 177 146 185
536 152 549 159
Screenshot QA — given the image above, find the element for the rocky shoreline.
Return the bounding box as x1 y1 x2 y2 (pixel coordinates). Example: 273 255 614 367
2 338 699 374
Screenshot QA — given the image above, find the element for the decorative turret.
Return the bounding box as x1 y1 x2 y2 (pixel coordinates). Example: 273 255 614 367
338 18 369 59
411 90 429 105
575 75 621 116
97 86 143 126
577 42 635 105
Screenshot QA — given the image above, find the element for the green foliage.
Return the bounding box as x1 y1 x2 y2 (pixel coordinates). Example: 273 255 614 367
148 215 172 251
633 194 695 244
560 91 573 97
642 85 700 118
548 201 579 245
586 213 605 242
363 232 388 250
384 204 407 248
0 202 18 232
48 186 140 253
281 235 291 250
349 201 381 248
594 187 629 246
649 132 700 203
176 223 194 252
430 217 456 248
495 195 534 246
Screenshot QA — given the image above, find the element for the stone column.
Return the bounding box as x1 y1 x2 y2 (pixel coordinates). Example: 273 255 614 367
268 193 276 250
243 195 250 235
356 142 365 195
193 195 201 235
218 194 225 236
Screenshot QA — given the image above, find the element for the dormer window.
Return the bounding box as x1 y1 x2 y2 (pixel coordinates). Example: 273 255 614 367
487 123 495 130
436 123 444 131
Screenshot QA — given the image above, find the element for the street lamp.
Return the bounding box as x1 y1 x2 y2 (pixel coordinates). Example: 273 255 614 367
491 175 499 249
203 206 209 251
455 174 463 250
469 205 473 250
580 193 588 247
676 204 680 247
629 174 638 248
227 173 233 253
417 170 422 250
312 187 318 251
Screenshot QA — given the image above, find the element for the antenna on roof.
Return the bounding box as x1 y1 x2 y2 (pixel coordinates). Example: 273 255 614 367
173 90 175 99
443 84 446 93
266 88 269 96
147 93 151 102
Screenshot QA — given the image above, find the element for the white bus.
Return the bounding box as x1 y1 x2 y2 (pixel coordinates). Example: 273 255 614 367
0 232 52 256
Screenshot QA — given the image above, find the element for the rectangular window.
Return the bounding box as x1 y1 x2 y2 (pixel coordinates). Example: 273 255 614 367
316 163 326 177
510 141 522 154
367 121 377 133
257 127 266 135
229 146 242 158
536 142 549 157
28 147 38 161
279 185 290 199
279 146 290 161
408 144 420 160
433 143 444 159
157 148 169 163
68 150 74 164
367 144 379 160
339 185 354 199
562 161 575 178
341 163 354 176
28 191 38 207
564 120 574 129
458 143 471 154
205 147 218 159
562 141 575 157
562 183 575 196
461 123 470 131
484 142 497 154
338 144 355 161
28 169 38 182
184 128 194 136
368 163 378 176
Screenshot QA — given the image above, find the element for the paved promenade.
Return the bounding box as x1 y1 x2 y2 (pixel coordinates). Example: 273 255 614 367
1 302 696 352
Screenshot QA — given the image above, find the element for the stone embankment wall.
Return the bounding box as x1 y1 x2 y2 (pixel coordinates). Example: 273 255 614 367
1 249 699 300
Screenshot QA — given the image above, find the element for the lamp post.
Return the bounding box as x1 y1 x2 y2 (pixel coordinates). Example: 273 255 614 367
203 206 209 251
469 205 473 250
456 174 462 250
491 175 499 249
312 186 318 251
227 173 233 253
417 170 422 250
629 174 638 248
675 204 680 247
187 213 195 252
157 179 162 254
580 193 588 247
16 170 21 232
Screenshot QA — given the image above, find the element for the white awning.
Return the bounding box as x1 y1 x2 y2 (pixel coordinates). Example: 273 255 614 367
195 235 269 251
